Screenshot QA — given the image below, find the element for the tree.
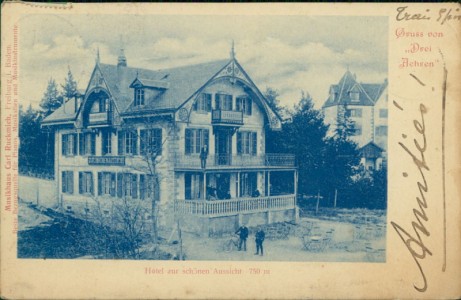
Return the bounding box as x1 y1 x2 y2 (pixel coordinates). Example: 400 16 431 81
61 67 78 100
335 103 356 141
18 105 54 177
265 89 362 208
121 117 177 245
40 78 63 116
266 91 331 198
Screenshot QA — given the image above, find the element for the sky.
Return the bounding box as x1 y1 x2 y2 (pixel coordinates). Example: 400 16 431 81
20 14 388 109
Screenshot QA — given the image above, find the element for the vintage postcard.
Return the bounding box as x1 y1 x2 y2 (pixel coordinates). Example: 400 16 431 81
1 2 460 299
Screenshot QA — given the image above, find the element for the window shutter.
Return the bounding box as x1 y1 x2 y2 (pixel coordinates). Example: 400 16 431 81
195 130 201 153
62 172 67 193
215 95 221 110
251 132 257 155
62 135 67 155
140 130 147 155
206 94 212 112
193 99 198 111
72 134 77 155
110 173 116 197
236 97 241 111
79 172 83 194
185 129 191 155
91 134 96 155
102 132 107 155
89 173 94 195
69 172 74 194
237 132 242 154
155 129 162 155
132 174 138 199
203 129 209 148
98 172 102 196
117 173 122 198
80 133 85 155
132 131 138 155
118 131 124 155
247 98 252 115
139 175 145 200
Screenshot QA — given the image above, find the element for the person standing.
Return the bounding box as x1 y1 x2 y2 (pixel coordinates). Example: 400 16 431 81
200 144 208 169
254 226 265 256
235 225 249 251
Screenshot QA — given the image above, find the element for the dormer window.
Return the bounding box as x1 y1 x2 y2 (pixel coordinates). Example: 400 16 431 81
135 88 145 106
350 91 360 102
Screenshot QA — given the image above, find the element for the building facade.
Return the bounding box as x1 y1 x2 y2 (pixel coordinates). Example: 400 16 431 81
322 70 388 171
42 49 298 235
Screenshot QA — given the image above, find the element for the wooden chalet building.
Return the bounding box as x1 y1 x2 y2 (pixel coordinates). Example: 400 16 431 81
41 47 298 235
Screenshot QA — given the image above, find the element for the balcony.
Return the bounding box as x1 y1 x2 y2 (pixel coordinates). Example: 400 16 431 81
175 194 296 216
174 153 296 170
88 111 111 126
211 109 243 126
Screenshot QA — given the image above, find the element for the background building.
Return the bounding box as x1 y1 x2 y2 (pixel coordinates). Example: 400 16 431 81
322 70 388 170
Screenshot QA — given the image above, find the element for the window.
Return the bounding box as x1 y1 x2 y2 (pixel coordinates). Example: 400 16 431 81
79 133 96 156
185 173 203 200
140 128 162 156
98 97 110 112
62 171 74 194
134 89 145 106
379 109 388 118
376 125 388 136
350 91 360 102
237 131 257 155
118 130 138 155
79 172 94 195
97 172 116 196
236 96 252 115
215 93 232 111
102 131 112 155
185 128 209 155
347 108 362 118
194 93 212 112
352 123 362 136
116 173 138 198
140 174 155 200
62 133 77 156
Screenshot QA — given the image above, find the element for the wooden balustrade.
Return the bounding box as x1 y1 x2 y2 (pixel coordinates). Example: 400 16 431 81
174 194 296 216
174 153 295 169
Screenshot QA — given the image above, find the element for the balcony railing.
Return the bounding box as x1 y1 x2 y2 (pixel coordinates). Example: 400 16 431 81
175 194 296 216
88 111 111 125
211 109 243 125
175 153 296 169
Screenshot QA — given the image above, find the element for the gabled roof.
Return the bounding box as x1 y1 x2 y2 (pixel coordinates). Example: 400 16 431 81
359 141 384 158
323 70 387 108
100 60 229 114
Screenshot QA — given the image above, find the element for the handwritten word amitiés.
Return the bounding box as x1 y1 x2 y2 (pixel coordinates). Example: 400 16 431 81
391 98 432 293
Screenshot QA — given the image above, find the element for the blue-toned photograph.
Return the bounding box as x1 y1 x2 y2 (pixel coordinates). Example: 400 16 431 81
18 15 388 261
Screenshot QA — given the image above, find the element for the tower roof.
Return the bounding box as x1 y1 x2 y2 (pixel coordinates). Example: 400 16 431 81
323 70 387 108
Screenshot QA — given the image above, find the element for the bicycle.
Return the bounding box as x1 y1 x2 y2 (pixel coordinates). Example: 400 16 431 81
222 235 240 252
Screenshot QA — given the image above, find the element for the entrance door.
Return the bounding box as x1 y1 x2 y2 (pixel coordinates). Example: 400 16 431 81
216 173 231 199
215 129 232 165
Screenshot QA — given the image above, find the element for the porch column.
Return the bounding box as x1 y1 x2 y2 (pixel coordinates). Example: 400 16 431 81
267 171 271 196
237 172 240 198
203 172 207 200
294 170 298 195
